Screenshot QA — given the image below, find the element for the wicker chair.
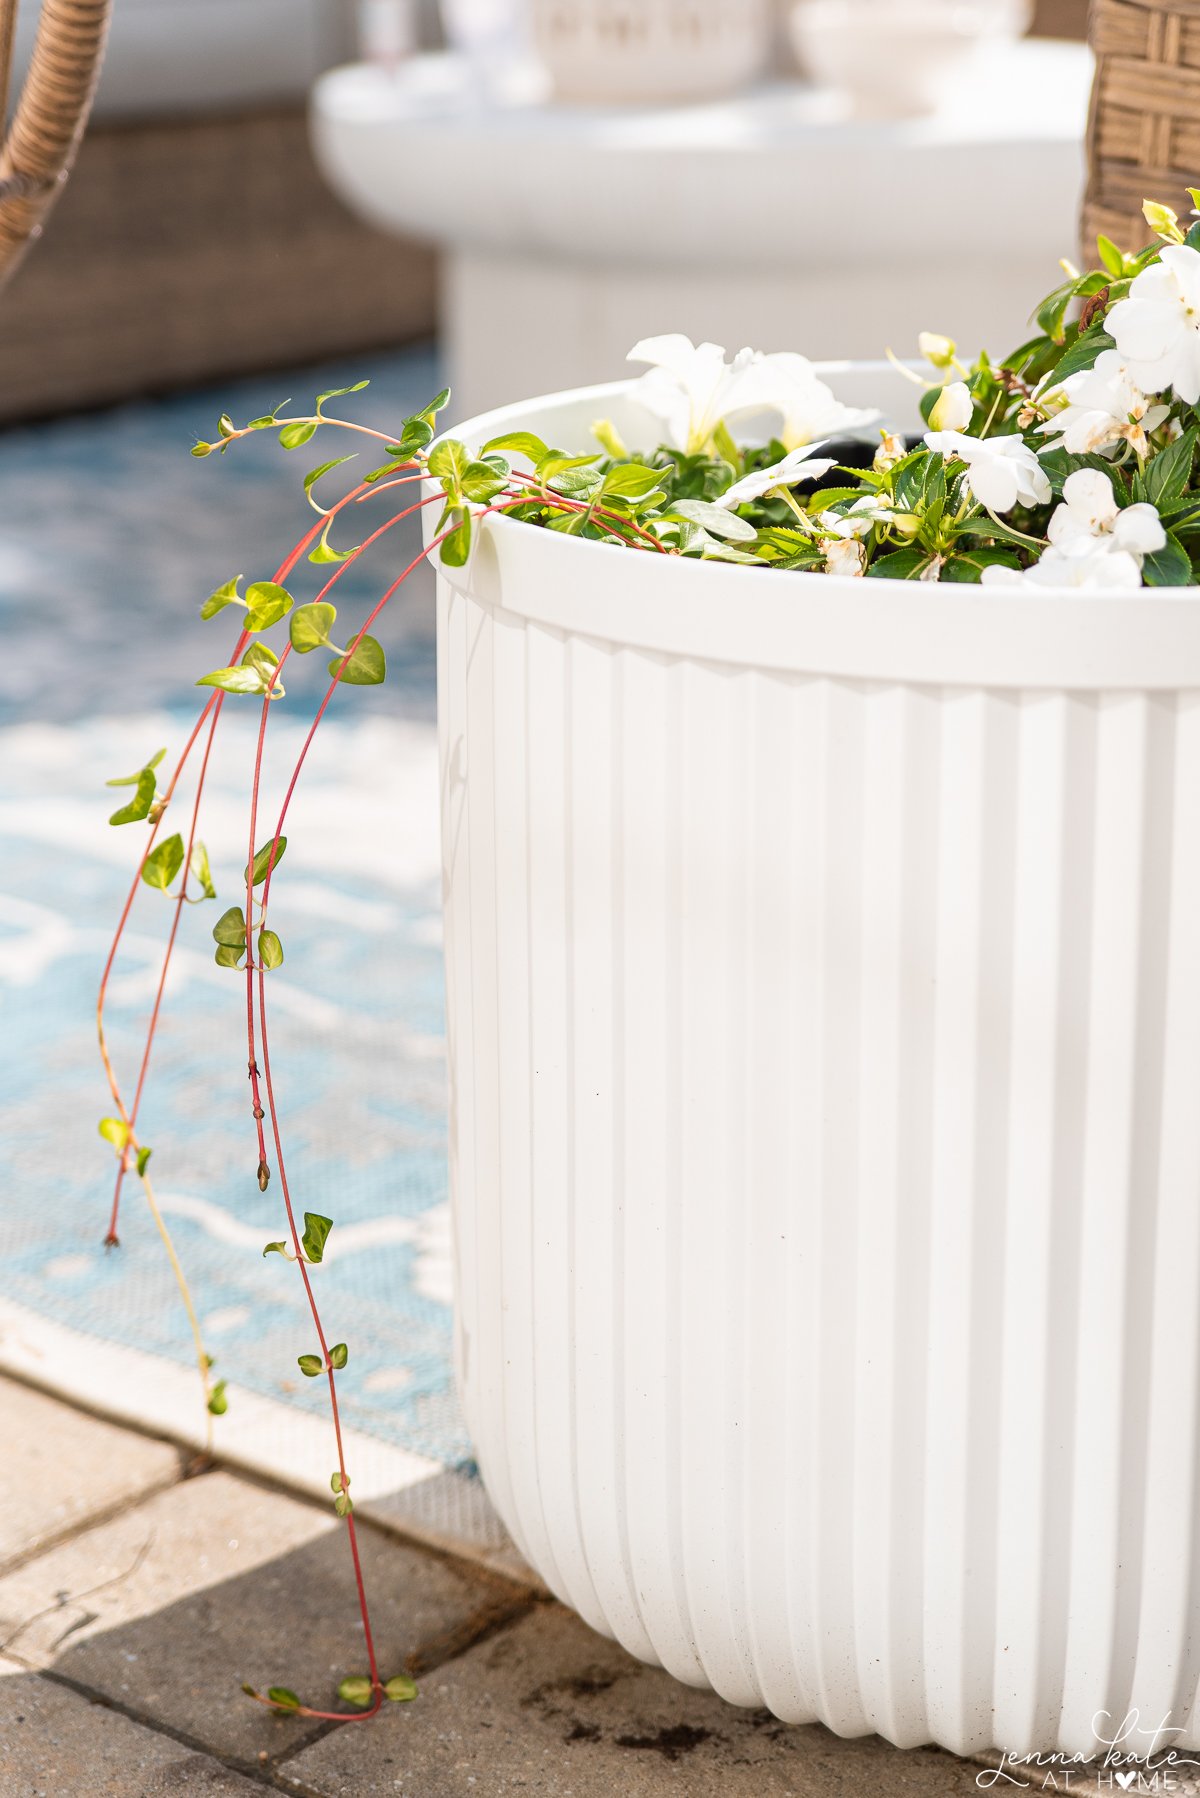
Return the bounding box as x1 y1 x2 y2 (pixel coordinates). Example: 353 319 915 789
1085 0 1200 250
0 0 112 287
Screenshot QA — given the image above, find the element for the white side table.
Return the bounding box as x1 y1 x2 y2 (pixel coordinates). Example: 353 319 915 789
312 44 1092 419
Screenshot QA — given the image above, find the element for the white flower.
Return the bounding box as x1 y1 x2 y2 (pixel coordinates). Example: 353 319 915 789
873 431 907 472
923 428 1052 514
749 352 880 451
928 381 973 433
1036 349 1171 458
1046 467 1165 563
819 495 893 538
1107 243 1200 404
717 444 834 509
825 538 865 578
626 335 878 457
981 542 1146 590
627 335 764 456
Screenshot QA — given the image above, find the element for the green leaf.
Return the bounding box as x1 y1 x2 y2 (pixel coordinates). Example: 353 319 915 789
191 441 214 459
670 499 757 542
213 906 247 947
1142 533 1193 587
329 635 386 686
315 380 369 413
106 747 166 786
195 665 268 696
865 548 931 581
263 1240 289 1259
1097 234 1125 277
279 419 317 450
141 834 185 892
189 841 216 900
302 1213 333 1264
482 429 549 463
109 768 157 826
217 413 235 439
247 405 286 430
98 1117 130 1150
267 1687 301 1712
461 458 509 504
384 1676 418 1703
602 463 668 501
201 577 243 621
207 1380 228 1416
537 450 602 483
329 1342 348 1370
308 522 357 565
1035 275 1082 344
940 547 1024 582
338 1677 374 1709
290 603 338 653
258 928 284 970
245 837 287 886
1135 425 1198 510
331 1471 347 1493
386 417 436 460
297 1354 323 1378
136 1146 153 1176
439 512 472 568
244 581 294 632
334 1491 354 1517
428 438 469 493
419 386 451 423
214 944 245 970
1045 327 1116 390
303 456 356 510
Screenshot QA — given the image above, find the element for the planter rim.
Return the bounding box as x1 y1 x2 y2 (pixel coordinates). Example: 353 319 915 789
427 372 1200 692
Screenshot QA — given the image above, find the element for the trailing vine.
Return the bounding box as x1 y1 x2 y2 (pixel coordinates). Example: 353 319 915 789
98 194 1200 1722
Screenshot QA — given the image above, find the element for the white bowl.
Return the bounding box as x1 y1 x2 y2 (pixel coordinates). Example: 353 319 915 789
789 0 1034 118
531 0 772 105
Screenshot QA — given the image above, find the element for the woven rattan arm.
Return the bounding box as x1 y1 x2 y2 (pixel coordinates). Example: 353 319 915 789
0 0 112 287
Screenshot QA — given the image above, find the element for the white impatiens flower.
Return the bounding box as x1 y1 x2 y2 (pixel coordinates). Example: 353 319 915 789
751 351 880 451
1036 349 1171 458
825 537 866 578
627 335 878 457
627 335 765 456
1046 467 1166 563
981 543 1146 590
928 381 973 433
716 444 834 509
923 428 1052 514
980 469 1165 592
1107 243 1200 404
819 495 894 538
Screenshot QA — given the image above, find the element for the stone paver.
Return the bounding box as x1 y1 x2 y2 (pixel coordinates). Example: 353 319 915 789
0 1467 525 1768
0 1377 182 1574
0 1654 266 1796
287 1601 982 1798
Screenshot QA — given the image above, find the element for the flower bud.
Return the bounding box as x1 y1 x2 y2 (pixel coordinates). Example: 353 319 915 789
929 381 973 433
918 332 957 371
873 431 906 472
1143 198 1184 243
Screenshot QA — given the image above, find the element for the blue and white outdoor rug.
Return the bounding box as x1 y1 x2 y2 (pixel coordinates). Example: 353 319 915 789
0 347 502 1546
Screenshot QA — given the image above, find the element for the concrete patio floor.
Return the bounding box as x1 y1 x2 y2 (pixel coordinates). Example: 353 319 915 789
0 1374 987 1796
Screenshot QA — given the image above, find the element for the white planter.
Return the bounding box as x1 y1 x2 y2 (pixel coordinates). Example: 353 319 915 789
431 367 1200 1761
531 0 771 104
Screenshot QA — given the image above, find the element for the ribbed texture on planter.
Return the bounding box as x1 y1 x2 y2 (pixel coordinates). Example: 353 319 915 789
439 576 1200 1758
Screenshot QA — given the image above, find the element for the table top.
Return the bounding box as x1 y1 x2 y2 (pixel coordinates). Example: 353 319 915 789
311 42 1092 265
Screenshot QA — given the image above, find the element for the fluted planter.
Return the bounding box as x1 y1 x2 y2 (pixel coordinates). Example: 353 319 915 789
429 366 1200 1761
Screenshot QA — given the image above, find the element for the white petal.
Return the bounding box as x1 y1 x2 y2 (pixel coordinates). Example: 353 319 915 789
968 457 1021 514
1107 295 1183 367
1063 467 1118 528
1113 503 1167 555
